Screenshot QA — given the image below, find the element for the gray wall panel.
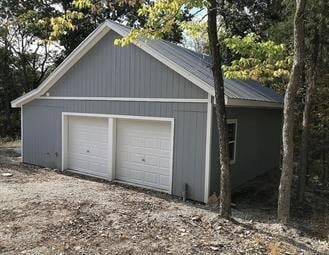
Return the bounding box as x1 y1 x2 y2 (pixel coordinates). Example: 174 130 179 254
210 107 282 196
23 105 62 169
23 100 207 202
47 31 207 99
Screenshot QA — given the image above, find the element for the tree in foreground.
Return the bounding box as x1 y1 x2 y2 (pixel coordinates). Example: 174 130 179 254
207 0 231 218
297 0 328 202
278 0 306 224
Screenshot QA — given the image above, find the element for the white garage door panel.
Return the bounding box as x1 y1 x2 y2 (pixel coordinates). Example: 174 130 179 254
68 116 109 178
117 167 169 190
116 119 172 192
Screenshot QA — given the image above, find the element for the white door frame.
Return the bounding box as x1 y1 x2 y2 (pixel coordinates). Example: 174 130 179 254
61 112 175 194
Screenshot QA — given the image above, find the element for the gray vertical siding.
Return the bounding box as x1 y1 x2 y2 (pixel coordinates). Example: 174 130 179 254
23 105 62 169
22 29 210 202
23 100 207 202
47 31 207 99
210 107 282 196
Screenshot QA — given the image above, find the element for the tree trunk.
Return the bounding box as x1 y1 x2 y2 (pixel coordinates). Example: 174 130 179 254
207 0 231 218
278 0 306 224
322 150 328 185
297 26 321 202
3 38 13 136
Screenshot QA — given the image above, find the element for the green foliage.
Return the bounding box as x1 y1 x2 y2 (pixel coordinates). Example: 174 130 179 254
0 0 59 137
222 33 292 90
114 0 201 46
50 0 191 56
182 22 291 90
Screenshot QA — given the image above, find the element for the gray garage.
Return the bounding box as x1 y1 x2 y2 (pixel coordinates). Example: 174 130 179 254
12 21 283 203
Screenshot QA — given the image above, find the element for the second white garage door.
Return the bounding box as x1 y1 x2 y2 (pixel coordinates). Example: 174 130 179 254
116 119 172 192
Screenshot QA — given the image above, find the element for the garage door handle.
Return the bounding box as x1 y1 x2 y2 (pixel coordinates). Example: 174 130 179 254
86 150 90 153
141 158 145 162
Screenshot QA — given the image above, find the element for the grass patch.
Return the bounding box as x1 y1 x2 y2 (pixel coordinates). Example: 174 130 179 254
0 137 21 147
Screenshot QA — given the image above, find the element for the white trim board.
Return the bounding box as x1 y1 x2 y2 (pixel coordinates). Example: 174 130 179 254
38 96 208 103
62 112 174 122
61 112 175 195
37 96 283 109
203 94 213 203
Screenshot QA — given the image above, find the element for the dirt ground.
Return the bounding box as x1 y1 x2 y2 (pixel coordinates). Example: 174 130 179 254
0 147 328 254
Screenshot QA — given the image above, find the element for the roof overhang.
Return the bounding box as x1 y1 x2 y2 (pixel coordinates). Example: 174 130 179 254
225 97 283 109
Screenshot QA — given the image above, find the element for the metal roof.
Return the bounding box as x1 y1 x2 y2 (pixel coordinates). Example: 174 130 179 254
109 21 283 104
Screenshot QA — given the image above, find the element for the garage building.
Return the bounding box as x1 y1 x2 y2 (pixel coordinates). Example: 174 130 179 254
12 21 283 203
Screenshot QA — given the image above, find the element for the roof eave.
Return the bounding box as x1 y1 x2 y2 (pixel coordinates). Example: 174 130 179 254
225 98 283 109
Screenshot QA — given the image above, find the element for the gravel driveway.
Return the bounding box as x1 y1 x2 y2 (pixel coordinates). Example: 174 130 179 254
0 147 328 254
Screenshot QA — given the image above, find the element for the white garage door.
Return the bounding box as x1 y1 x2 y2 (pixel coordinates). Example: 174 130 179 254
67 116 109 178
116 119 172 192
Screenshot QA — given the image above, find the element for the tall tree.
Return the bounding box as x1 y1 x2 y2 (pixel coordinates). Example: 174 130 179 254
297 21 321 202
207 0 231 218
0 0 59 137
0 29 16 137
298 0 329 200
278 0 306 223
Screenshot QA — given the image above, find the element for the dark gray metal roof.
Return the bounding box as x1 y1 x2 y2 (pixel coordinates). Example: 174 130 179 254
108 20 283 104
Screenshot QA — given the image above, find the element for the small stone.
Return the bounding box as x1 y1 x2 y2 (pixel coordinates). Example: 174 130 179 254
209 241 222 247
191 215 202 221
2 173 13 177
210 246 220 251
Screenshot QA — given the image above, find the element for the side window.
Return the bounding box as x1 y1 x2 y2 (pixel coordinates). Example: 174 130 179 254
227 120 237 163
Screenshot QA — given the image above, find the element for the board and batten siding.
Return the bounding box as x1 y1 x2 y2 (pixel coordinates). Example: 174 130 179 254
46 31 207 99
209 107 282 196
23 100 207 202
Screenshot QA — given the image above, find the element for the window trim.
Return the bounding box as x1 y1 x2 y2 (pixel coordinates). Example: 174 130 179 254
227 119 238 164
